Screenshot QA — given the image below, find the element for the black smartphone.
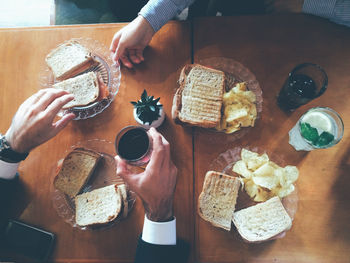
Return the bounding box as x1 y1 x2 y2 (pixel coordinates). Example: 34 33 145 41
2 220 55 262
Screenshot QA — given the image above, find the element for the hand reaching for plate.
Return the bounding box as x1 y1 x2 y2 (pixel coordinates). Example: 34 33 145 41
115 128 177 222
5 88 75 153
110 15 155 68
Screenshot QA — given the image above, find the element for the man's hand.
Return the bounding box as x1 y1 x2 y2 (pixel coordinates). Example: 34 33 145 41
5 88 75 153
116 128 177 222
110 15 155 68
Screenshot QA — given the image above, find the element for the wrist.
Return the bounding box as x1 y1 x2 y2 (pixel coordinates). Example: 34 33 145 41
136 15 155 36
5 129 23 153
144 200 174 222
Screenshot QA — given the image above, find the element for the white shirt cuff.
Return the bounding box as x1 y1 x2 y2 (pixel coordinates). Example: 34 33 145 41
0 159 19 180
142 215 176 245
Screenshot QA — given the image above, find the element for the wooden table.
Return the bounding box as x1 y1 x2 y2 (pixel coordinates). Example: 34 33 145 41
193 15 350 263
0 14 350 263
0 22 193 262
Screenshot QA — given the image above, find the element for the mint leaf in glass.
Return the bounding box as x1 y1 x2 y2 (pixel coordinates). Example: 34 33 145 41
315 131 334 147
300 122 319 144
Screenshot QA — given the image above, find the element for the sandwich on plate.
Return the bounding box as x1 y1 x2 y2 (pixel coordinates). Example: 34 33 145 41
172 64 225 128
46 40 96 81
198 171 241 231
232 196 292 242
53 71 99 109
75 184 123 227
54 147 101 198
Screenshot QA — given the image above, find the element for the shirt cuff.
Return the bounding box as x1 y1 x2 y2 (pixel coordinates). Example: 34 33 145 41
139 0 179 32
0 159 19 180
142 215 176 245
302 0 337 19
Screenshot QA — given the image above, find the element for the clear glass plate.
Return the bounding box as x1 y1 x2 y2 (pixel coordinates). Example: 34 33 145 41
40 38 121 120
50 139 136 230
208 146 298 242
198 57 263 140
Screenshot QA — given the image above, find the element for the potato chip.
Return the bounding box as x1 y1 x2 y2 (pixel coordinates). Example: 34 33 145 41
276 184 295 198
233 160 252 179
253 162 275 177
217 82 257 134
241 149 269 170
232 148 299 202
253 188 272 202
284 165 299 185
244 180 259 198
252 175 278 190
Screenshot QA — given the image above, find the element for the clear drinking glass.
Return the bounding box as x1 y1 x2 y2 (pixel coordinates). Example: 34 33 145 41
277 63 328 111
288 107 344 151
115 126 152 166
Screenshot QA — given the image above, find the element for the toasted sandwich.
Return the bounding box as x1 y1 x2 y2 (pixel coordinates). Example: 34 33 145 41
198 171 241 231
54 148 101 198
172 64 225 128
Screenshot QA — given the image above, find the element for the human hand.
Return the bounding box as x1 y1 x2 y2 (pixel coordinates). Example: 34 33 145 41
110 15 155 68
5 89 75 153
115 128 177 222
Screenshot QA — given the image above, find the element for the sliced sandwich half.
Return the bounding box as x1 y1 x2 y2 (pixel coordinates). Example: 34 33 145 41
198 171 241 231
46 40 96 81
53 71 99 109
232 196 292 242
75 184 122 227
54 148 101 198
172 64 225 128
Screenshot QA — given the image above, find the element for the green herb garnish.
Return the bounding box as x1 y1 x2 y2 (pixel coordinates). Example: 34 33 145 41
300 122 334 147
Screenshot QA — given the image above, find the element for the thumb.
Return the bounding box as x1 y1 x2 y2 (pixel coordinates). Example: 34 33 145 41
115 155 136 186
114 42 127 63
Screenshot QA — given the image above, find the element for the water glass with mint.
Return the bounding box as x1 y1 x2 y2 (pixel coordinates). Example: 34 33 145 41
289 107 344 151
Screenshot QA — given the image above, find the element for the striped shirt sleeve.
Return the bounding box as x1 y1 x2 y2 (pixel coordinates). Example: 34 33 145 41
139 0 195 32
303 0 350 27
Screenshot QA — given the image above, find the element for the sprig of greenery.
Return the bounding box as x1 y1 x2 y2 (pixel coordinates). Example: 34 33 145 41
300 122 334 147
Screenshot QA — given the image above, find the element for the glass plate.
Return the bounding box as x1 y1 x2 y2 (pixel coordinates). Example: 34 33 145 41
50 139 136 230
209 146 298 242
199 57 263 140
40 38 121 120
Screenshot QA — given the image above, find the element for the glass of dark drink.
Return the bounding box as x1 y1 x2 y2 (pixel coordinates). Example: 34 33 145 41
277 63 328 111
115 126 152 166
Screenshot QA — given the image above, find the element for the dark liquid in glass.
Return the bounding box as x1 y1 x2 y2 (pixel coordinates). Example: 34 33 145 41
118 129 149 161
277 74 317 111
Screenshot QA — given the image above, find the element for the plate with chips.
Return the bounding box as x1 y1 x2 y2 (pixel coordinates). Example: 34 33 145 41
209 147 299 238
199 57 263 139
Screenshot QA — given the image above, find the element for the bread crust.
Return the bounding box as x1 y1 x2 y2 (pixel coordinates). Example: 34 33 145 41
75 184 122 227
232 196 292 242
198 171 241 231
54 147 101 198
46 40 95 81
172 64 225 128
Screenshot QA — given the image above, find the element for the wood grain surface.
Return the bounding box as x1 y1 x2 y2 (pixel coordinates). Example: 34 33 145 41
193 15 350 263
0 22 193 262
1 14 350 263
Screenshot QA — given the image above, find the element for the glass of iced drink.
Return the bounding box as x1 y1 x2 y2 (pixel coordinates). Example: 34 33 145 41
289 107 344 151
277 63 328 111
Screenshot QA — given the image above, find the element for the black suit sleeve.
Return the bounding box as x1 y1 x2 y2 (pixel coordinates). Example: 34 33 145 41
135 236 190 263
0 175 18 234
